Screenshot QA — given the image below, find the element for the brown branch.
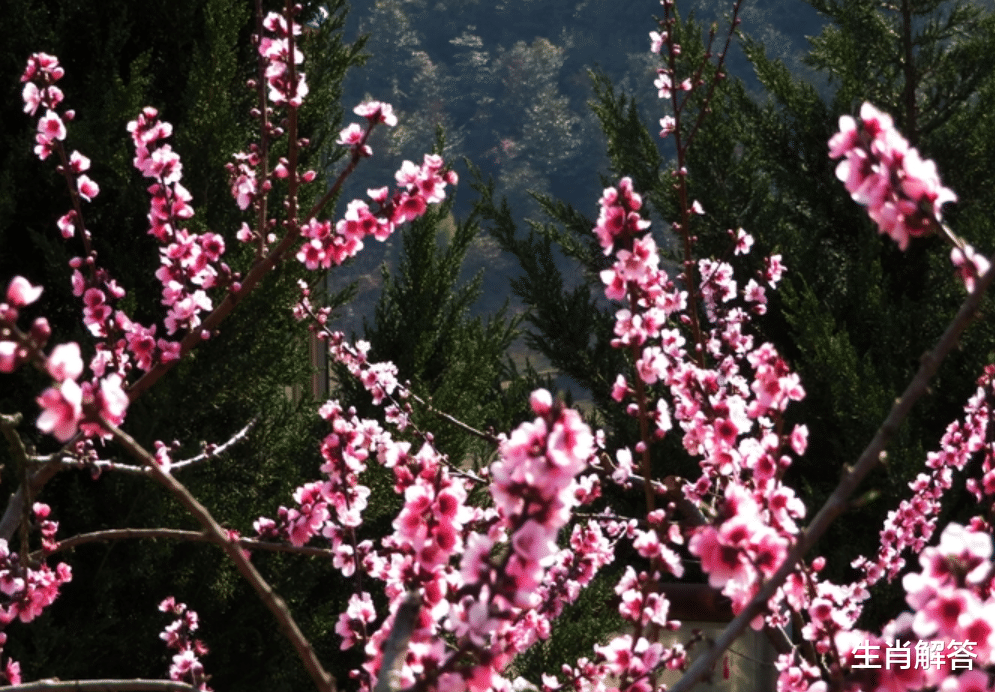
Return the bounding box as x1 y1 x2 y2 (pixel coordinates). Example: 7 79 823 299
5 680 194 692
103 421 336 692
372 591 421 692
407 392 500 446
33 417 258 477
33 527 336 562
0 413 62 542
669 259 995 692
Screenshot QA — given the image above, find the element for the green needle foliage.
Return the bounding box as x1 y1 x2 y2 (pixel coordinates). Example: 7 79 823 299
335 149 536 473
473 0 995 646
0 0 369 689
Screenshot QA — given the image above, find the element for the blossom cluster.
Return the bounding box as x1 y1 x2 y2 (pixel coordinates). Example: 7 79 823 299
829 103 958 252
812 522 995 692
0 504 72 686
762 107 995 692
563 178 813 689
648 16 692 139
159 597 212 691
254 326 616 692
295 149 457 271
226 11 315 217
1 276 128 442
259 11 307 108
128 107 232 341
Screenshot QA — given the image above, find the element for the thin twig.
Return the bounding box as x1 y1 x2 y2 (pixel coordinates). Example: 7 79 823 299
4 680 194 692
30 418 258 476
669 260 995 692
407 391 500 446
32 527 337 562
103 421 336 692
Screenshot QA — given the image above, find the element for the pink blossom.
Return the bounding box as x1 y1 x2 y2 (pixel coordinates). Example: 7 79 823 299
5 276 43 307
830 102 957 249
37 110 66 142
355 101 397 126
57 211 77 238
77 175 99 201
47 343 83 382
22 82 41 115
36 379 83 442
649 30 666 53
659 115 675 137
951 244 991 293
68 150 90 172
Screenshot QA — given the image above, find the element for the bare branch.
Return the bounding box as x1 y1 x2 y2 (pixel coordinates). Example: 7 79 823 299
669 261 995 692
0 424 62 544
5 680 194 692
31 417 259 476
406 391 500 446
103 421 336 692
33 527 337 562
0 413 35 556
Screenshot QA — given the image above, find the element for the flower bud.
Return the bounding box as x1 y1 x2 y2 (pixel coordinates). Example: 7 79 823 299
0 305 18 324
30 317 52 345
529 389 553 416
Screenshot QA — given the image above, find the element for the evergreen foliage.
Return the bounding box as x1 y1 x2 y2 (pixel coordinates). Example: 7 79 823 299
0 1 368 689
473 0 995 647
336 145 536 471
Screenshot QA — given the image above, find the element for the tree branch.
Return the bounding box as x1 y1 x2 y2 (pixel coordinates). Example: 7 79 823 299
5 681 194 692
33 527 336 562
669 261 995 692
103 421 336 692
0 412 62 542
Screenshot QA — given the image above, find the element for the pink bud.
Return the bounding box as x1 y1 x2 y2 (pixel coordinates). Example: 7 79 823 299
0 306 18 323
0 341 18 373
529 389 553 416
30 317 52 345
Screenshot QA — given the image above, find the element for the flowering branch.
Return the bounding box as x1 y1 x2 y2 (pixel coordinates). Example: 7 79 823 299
669 115 995 692
102 419 337 692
